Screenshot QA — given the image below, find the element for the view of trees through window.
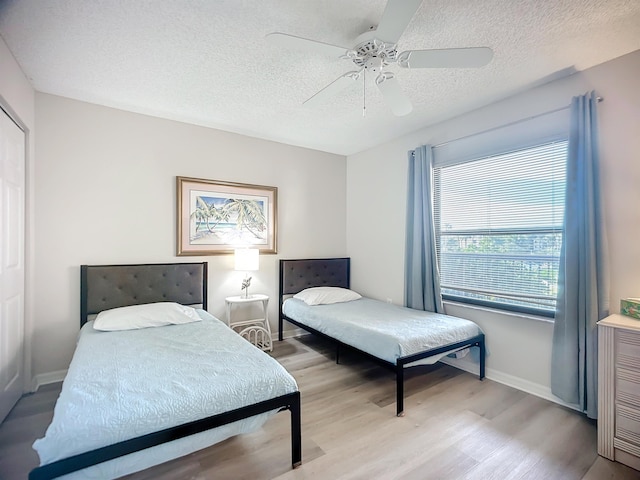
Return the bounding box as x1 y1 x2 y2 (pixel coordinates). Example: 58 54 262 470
434 141 568 316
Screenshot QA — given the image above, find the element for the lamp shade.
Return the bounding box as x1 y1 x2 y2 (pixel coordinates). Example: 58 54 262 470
234 248 259 271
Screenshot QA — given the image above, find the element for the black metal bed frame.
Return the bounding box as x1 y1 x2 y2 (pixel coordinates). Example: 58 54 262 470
278 258 485 417
29 262 302 480
29 392 302 480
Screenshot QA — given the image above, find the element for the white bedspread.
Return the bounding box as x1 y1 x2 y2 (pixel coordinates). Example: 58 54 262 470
283 297 482 366
33 310 298 479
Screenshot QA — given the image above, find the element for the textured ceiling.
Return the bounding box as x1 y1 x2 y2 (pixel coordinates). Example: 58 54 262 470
1 0 639 155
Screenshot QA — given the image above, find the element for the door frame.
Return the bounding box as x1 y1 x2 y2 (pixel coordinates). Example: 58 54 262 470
0 97 33 396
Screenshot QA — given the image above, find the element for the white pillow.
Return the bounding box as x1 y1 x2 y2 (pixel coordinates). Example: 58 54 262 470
293 287 361 306
93 302 202 331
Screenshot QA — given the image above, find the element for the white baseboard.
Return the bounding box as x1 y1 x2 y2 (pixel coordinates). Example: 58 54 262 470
31 370 67 392
439 357 580 412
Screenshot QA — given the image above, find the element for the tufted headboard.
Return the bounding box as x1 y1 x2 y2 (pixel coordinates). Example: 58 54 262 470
279 258 350 296
80 262 208 326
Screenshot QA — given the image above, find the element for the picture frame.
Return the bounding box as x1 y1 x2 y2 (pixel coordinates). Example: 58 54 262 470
177 176 277 255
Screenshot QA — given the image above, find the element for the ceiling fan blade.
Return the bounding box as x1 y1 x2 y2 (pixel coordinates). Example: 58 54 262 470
266 32 351 58
397 47 494 68
376 73 412 116
303 71 362 107
375 0 423 44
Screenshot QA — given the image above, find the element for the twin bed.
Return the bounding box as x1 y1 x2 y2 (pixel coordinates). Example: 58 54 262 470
279 258 485 417
30 262 301 480
31 257 485 479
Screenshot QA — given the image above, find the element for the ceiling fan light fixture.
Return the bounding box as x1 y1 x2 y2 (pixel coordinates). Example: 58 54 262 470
352 39 397 71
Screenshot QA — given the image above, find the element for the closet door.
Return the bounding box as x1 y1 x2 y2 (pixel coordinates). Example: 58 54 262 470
0 108 25 423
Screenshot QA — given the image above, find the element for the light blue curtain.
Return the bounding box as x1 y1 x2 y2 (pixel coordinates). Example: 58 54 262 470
551 92 608 419
405 145 444 313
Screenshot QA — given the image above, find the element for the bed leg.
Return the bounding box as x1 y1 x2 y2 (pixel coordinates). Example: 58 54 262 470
290 392 302 468
336 344 340 364
479 335 486 380
396 366 404 417
279 316 283 342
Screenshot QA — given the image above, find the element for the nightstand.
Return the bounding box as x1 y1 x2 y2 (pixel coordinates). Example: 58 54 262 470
225 294 272 351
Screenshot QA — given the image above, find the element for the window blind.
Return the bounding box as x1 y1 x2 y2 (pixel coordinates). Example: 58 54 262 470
434 140 567 315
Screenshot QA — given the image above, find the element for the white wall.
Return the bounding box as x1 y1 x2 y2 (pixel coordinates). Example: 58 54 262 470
0 36 36 391
346 50 640 403
33 93 347 379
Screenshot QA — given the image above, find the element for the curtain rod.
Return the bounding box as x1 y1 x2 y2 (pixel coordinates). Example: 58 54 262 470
412 96 604 153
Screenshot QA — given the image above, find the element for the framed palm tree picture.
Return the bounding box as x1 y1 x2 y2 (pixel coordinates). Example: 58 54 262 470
177 176 277 255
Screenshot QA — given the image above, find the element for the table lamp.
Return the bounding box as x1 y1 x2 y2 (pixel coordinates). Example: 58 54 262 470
234 248 259 298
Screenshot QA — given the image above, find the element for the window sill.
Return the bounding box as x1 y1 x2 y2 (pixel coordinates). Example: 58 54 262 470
443 299 555 325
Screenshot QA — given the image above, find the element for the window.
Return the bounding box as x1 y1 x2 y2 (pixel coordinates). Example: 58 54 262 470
433 141 567 316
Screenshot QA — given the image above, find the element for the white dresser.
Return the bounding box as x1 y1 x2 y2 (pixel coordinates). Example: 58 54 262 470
598 314 640 471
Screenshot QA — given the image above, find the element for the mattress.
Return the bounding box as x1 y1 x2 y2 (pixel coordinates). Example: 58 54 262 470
283 297 482 366
33 309 298 479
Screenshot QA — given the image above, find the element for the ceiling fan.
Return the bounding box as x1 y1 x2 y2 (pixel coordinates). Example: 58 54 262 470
266 0 493 116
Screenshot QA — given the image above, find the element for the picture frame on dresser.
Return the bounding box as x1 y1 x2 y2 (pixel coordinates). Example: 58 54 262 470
176 176 277 256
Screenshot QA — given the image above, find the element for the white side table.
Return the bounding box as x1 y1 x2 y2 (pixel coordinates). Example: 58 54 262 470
225 294 272 351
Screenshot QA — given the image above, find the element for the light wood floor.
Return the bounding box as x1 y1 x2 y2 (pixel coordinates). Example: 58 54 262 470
2 335 639 480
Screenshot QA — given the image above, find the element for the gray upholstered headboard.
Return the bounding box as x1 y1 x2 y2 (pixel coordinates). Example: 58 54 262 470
80 262 208 326
279 258 350 296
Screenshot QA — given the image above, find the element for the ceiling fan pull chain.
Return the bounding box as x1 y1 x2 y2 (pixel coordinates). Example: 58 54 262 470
363 68 367 117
